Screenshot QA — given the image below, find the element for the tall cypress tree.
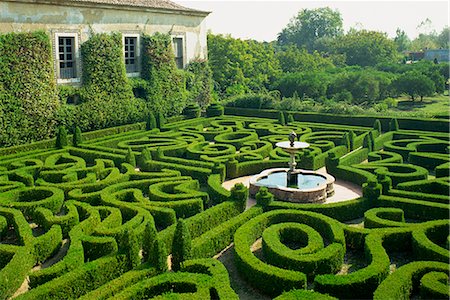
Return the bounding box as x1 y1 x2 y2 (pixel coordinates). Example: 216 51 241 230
171 218 191 271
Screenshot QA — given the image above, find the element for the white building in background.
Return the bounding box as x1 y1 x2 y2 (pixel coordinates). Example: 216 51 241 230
0 0 210 84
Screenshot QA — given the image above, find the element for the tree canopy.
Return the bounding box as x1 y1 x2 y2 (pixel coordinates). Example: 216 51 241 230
277 7 343 52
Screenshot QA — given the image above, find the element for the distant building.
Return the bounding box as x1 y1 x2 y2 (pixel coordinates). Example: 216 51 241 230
423 49 450 63
0 0 210 84
405 49 449 63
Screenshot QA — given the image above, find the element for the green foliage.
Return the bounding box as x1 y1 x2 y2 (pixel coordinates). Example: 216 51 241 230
393 71 435 101
276 45 334 73
57 32 146 132
141 33 187 117
172 218 192 271
56 126 68 149
373 119 382 134
150 236 168 272
125 148 136 167
332 30 398 67
185 59 213 109
389 118 399 131
287 113 295 124
73 126 83 146
255 187 274 208
146 111 157 130
273 71 330 99
0 31 59 147
156 111 166 128
278 111 286 125
230 183 249 212
277 7 343 51
224 93 277 109
183 103 201 119
207 33 281 96
206 103 224 117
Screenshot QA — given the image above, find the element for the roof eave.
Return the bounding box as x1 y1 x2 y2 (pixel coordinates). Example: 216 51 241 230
2 0 211 17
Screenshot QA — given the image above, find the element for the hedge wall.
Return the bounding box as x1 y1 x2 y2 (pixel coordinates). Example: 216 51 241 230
141 32 186 117
0 31 59 147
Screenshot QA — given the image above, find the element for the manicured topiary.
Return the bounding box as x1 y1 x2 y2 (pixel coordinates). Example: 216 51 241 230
138 147 152 167
206 103 224 117
255 187 274 208
341 132 350 150
146 111 157 130
73 126 83 146
287 113 295 124
183 103 201 119
363 132 374 152
278 111 286 126
362 179 382 202
156 111 166 129
373 119 382 134
125 229 141 269
377 173 392 194
56 126 68 149
172 218 192 272
125 148 136 167
389 118 399 131
231 183 248 212
348 130 356 151
150 236 168 272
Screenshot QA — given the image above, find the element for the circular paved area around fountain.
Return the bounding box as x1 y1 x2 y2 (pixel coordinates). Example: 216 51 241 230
222 167 362 208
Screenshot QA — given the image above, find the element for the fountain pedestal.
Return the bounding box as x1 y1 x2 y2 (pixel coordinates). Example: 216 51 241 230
248 132 335 203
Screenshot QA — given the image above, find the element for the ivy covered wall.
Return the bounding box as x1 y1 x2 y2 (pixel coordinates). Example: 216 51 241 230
0 31 213 147
58 32 147 131
0 31 60 147
141 32 187 117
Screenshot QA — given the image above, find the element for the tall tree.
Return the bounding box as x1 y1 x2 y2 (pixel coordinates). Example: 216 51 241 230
393 71 435 101
276 45 334 73
207 34 281 97
277 7 343 52
333 30 398 66
394 28 411 52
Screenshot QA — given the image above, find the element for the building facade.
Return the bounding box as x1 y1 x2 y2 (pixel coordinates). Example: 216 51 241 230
0 0 210 84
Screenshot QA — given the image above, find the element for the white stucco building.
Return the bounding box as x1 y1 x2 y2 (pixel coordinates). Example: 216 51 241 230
0 0 210 84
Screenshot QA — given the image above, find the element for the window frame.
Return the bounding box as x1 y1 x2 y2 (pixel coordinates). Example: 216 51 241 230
171 36 185 69
54 32 80 84
123 33 140 77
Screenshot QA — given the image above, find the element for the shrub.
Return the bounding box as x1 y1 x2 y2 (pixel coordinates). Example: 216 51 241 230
73 126 83 146
172 218 192 271
183 103 201 119
278 111 286 125
141 32 187 117
389 118 399 131
146 112 157 130
224 93 276 109
185 59 213 110
0 31 59 147
230 183 248 212
56 126 68 149
256 187 274 208
150 236 168 272
206 103 224 117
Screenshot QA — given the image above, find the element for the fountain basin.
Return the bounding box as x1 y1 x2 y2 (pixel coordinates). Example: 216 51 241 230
249 168 335 203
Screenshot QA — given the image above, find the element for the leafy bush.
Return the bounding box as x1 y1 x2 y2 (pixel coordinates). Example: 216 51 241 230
141 32 187 117
0 31 59 147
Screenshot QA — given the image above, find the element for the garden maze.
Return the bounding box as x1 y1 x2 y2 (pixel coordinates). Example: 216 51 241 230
0 112 448 299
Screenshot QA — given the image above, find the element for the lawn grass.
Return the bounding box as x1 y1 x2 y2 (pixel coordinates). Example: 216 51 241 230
392 92 450 118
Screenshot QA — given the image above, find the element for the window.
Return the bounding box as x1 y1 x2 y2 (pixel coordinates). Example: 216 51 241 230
58 36 77 79
172 37 184 69
124 36 138 73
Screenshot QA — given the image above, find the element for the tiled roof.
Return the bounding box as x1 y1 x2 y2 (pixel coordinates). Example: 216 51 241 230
29 0 209 14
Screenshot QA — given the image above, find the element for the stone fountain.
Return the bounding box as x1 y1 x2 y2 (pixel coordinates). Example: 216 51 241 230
249 131 335 203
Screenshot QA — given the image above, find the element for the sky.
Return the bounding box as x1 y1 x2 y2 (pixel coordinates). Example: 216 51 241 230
175 0 449 42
